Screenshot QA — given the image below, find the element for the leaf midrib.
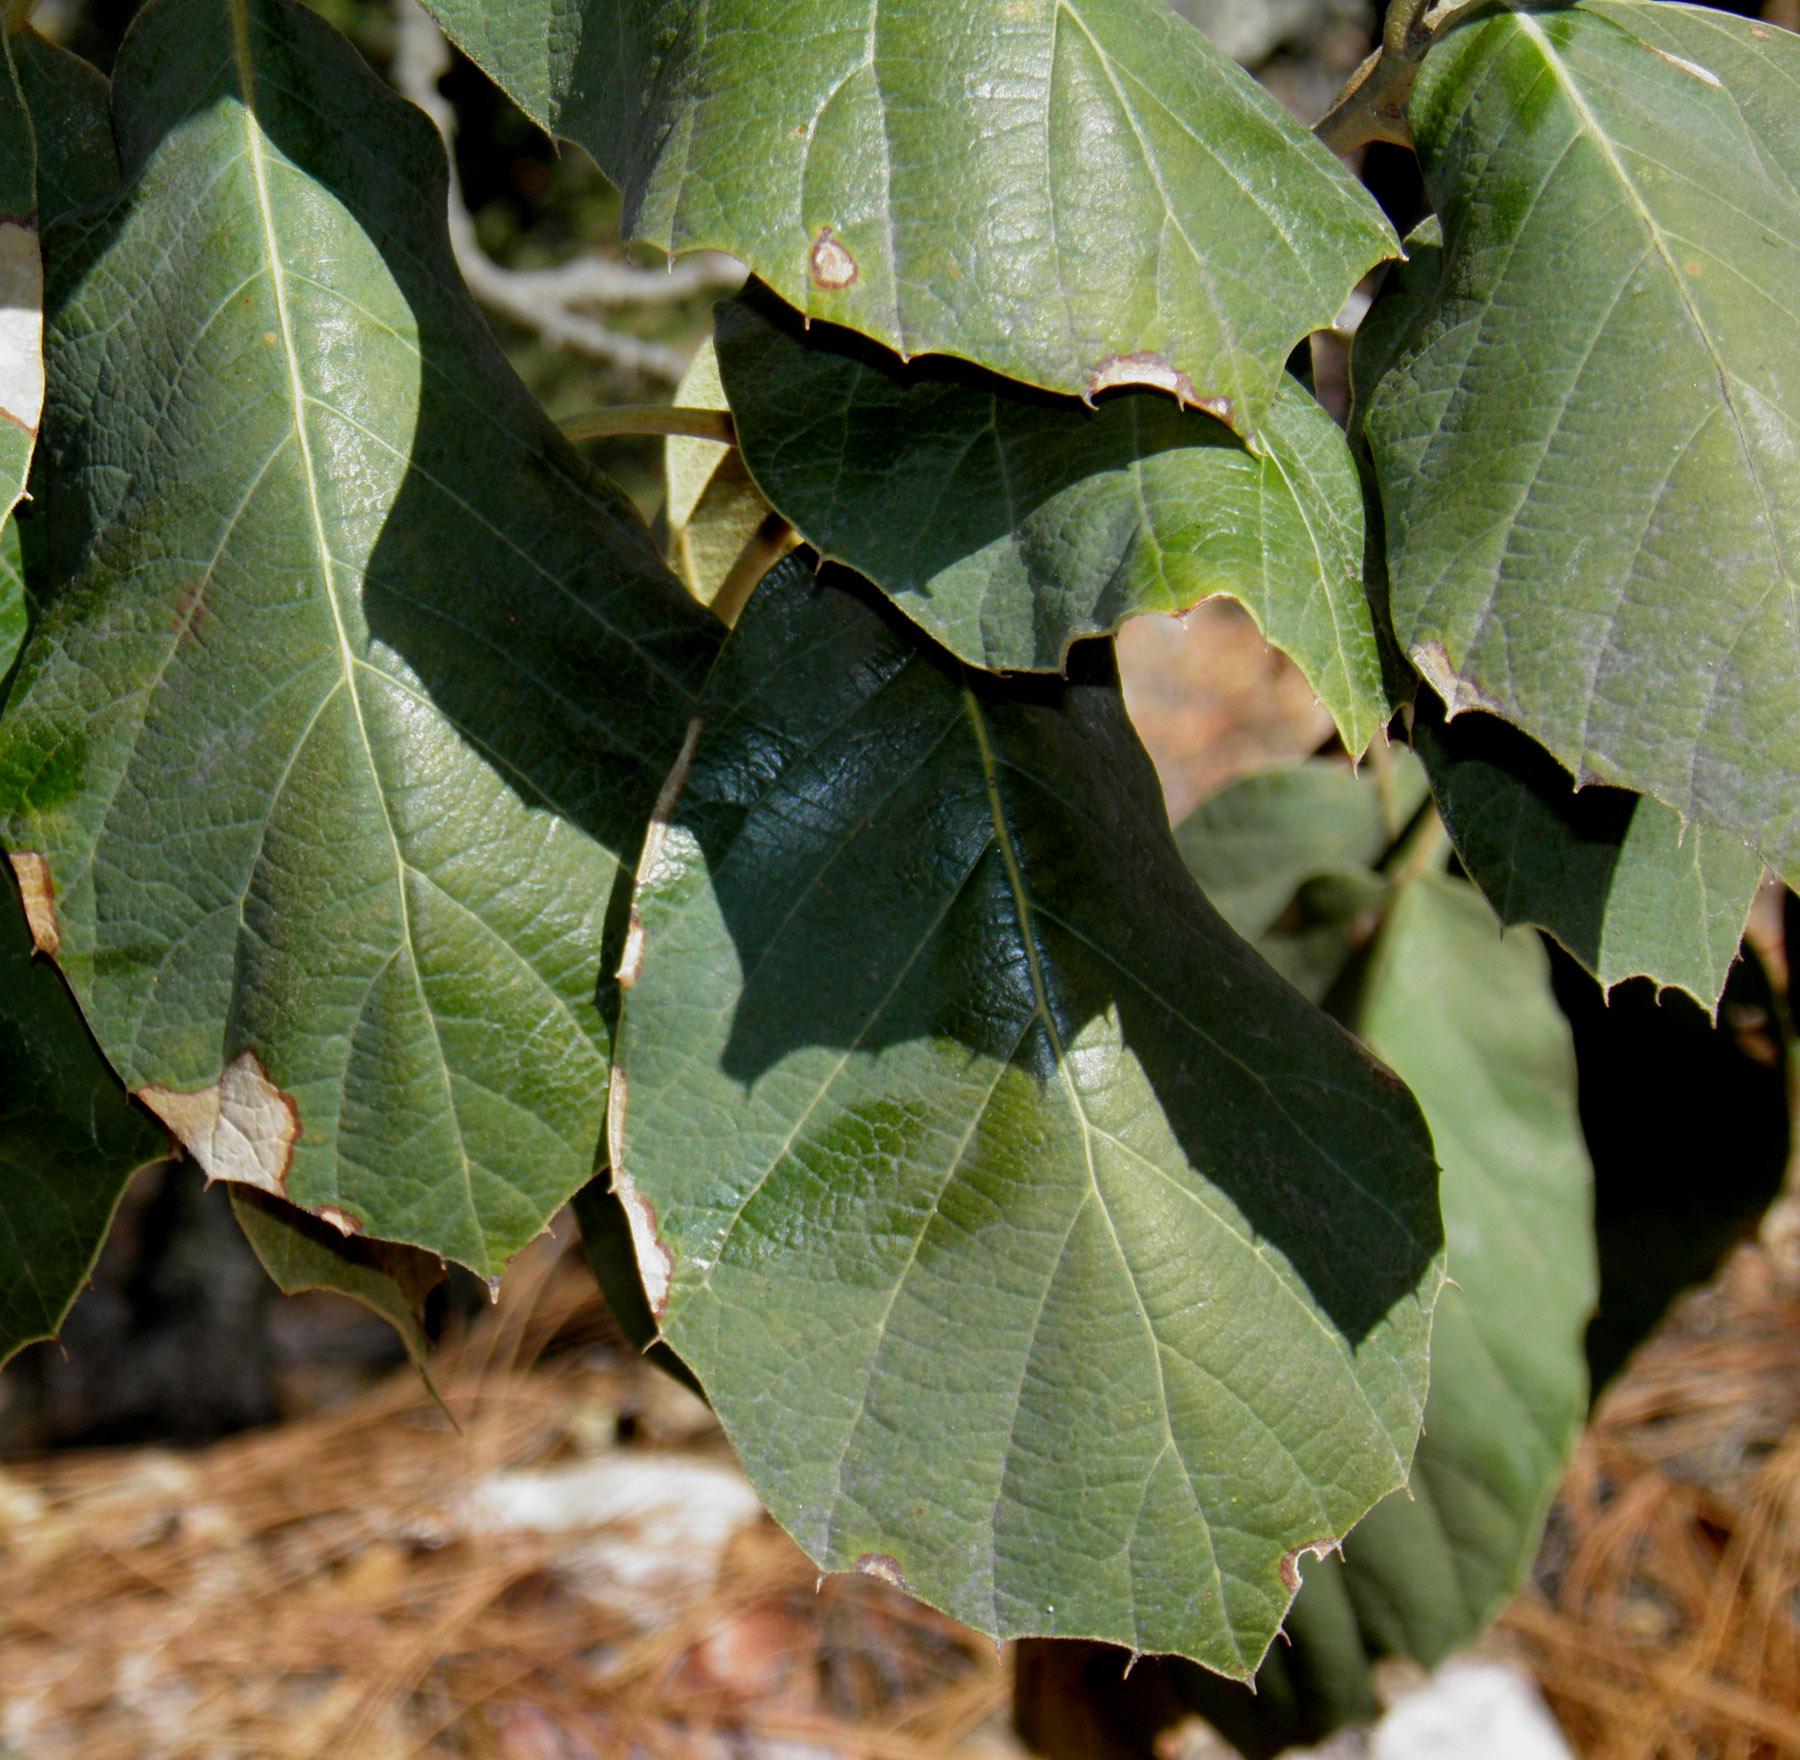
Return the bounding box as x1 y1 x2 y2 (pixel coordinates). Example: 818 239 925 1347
228 0 484 1255
1509 5 1797 616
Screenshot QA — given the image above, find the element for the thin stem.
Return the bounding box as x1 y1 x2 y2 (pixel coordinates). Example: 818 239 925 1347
1383 803 1451 890
560 406 737 447
1384 0 1435 61
710 513 797 627
1314 0 1440 155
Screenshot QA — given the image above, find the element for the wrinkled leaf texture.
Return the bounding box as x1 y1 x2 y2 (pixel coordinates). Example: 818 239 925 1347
609 556 1444 1670
716 287 1386 750
418 0 1396 433
0 0 718 1276
1363 3 1800 882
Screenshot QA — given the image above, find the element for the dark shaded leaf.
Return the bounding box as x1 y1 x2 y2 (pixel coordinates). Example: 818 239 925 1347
230 1185 444 1373
1414 707 1761 1013
2 853 171 1370
717 287 1385 747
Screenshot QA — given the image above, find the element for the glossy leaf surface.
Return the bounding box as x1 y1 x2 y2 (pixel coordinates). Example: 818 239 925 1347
717 289 1385 747
0 0 717 1275
419 0 1395 431
1 856 170 1370
1362 2 1800 880
610 557 1443 1670
1414 709 1761 1012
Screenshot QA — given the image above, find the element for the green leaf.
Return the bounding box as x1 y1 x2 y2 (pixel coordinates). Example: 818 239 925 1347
2 854 172 1371
417 0 1395 432
13 27 119 226
1173 752 1428 945
609 556 1444 1670
0 516 20 681
0 0 718 1277
229 1186 443 1373
716 288 1387 748
1414 708 1761 1013
1361 2 1800 882
1174 869 1594 1753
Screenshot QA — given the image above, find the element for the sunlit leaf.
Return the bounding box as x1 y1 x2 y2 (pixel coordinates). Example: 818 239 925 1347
717 287 1386 746
418 0 1395 431
0 0 717 1276
1362 2 1800 880
608 556 1443 1670
1173 790 1593 1752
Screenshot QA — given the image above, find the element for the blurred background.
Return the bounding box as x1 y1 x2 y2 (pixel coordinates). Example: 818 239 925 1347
4 2 1798 1756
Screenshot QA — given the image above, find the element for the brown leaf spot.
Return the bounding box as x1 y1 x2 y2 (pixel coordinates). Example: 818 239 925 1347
137 1051 301 1197
1084 351 1228 424
606 1062 675 1321
318 1206 363 1237
1412 641 1504 720
8 852 60 957
0 221 43 436
1278 1537 1342 1595
809 227 858 291
854 1553 907 1590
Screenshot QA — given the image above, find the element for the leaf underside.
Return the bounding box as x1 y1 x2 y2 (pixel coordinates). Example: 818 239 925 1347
716 287 1385 750
418 0 1395 432
0 0 717 1276
611 556 1443 1671
1362 2 1800 881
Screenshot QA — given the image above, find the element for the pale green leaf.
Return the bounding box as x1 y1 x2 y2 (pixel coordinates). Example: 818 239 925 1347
610 556 1443 1670
0 0 718 1276
663 337 777 611
716 287 1386 746
1362 2 1800 881
1173 752 1427 946
1414 708 1761 1013
418 0 1395 432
